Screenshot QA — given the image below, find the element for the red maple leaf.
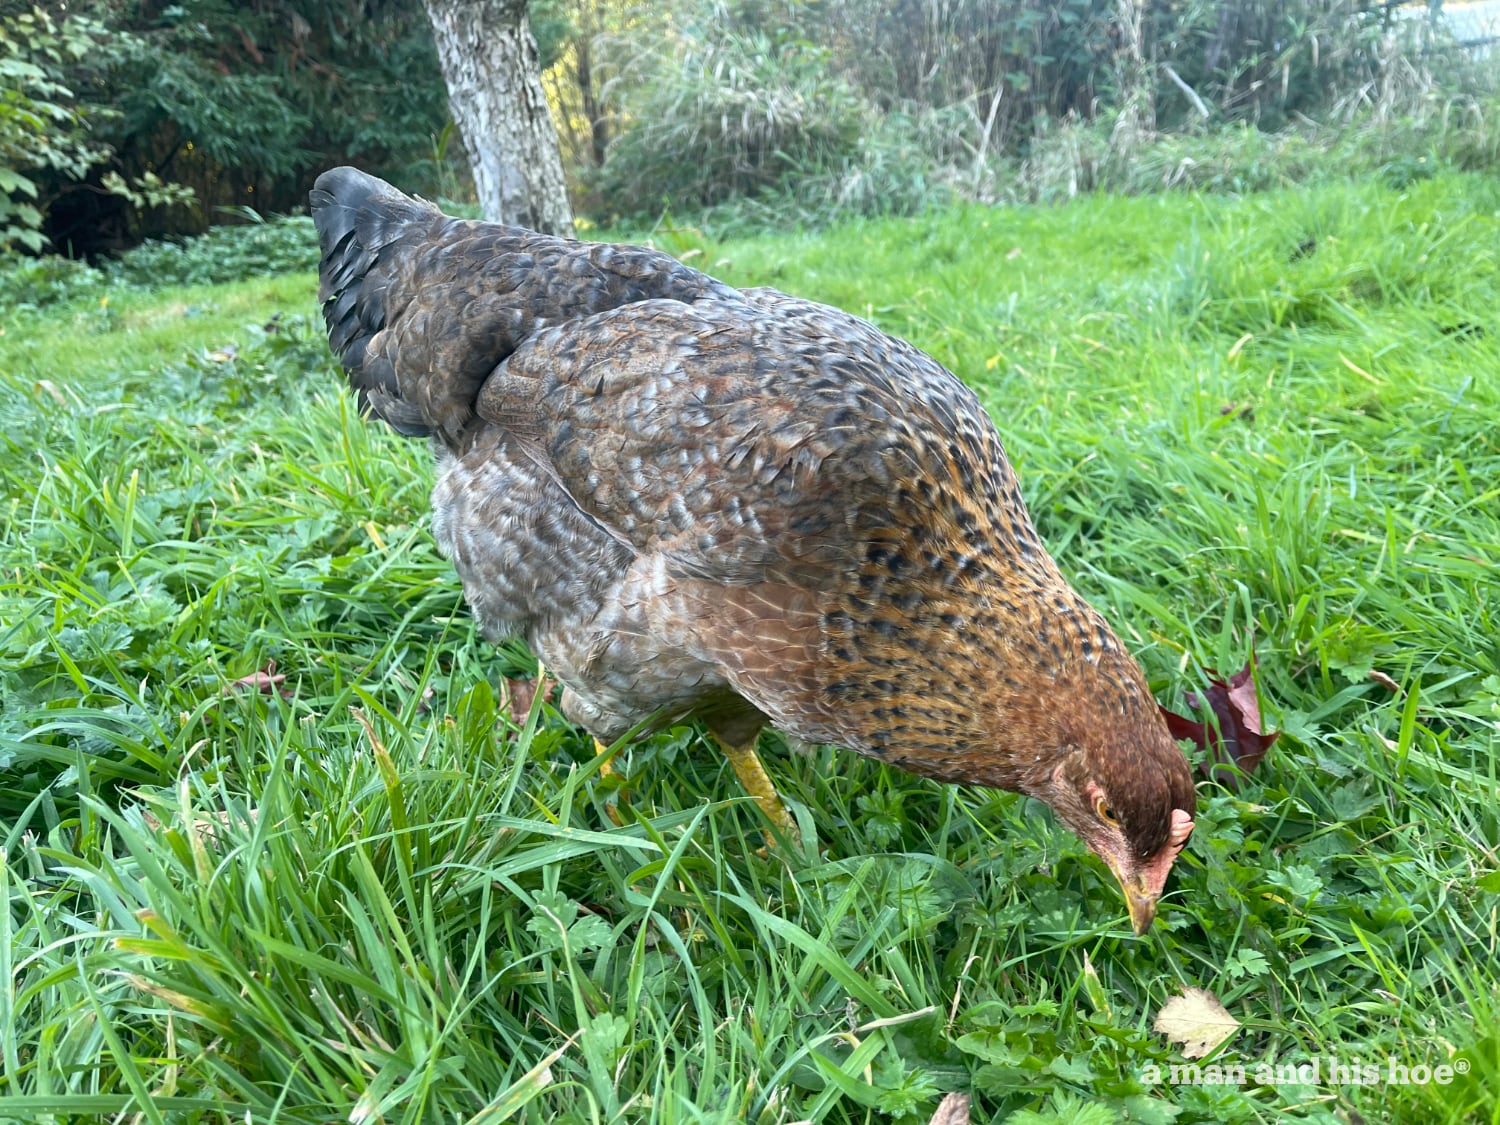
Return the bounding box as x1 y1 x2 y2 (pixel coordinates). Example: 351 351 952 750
1159 660 1277 789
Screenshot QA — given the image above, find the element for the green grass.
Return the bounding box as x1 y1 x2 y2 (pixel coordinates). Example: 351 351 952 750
2 173 1498 1124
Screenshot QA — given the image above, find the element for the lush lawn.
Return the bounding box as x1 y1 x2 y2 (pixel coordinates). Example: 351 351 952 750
1 174 1497 1124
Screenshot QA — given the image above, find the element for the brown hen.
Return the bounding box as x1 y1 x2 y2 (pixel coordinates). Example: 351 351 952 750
311 167 1196 933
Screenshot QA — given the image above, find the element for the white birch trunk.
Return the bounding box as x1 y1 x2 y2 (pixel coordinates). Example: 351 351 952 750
423 0 574 237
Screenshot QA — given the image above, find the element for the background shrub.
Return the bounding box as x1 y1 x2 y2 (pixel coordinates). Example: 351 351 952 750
2 0 1498 248
105 213 320 289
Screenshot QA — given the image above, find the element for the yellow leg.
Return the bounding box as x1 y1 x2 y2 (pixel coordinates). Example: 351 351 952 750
592 738 618 779
593 738 624 826
708 731 800 847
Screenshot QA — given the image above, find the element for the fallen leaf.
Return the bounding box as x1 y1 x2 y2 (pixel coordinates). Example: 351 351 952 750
1159 659 1278 789
501 674 556 723
222 660 290 699
1153 987 1240 1058
34 379 68 406
927 1092 970 1125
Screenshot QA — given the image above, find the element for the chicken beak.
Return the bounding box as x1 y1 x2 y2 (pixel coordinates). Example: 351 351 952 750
1106 861 1159 936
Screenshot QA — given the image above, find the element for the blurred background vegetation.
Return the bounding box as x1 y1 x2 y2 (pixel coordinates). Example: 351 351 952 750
2 0 1497 256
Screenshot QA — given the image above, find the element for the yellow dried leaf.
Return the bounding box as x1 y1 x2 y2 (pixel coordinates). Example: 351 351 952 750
1153 987 1240 1059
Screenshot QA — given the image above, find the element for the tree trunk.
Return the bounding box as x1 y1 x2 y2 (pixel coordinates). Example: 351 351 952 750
575 34 609 168
422 0 574 237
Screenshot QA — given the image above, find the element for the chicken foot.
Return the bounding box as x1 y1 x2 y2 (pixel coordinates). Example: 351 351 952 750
708 730 801 849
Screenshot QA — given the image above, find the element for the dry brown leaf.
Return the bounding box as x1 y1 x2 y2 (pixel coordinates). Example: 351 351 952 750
222 659 290 699
1153 987 1240 1059
500 674 557 722
927 1092 970 1125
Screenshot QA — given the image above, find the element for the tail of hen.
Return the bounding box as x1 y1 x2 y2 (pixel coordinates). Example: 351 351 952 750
314 165 509 442
311 165 735 448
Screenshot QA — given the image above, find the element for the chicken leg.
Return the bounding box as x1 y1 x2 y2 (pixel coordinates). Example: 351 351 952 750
708 730 800 847
592 738 625 826
591 738 619 778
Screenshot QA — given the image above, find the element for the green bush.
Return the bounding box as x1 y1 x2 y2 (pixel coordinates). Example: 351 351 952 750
1 0 448 253
601 32 869 209
598 26 961 226
106 213 319 289
1007 80 1500 206
0 251 105 311
587 0 1500 228
0 6 112 251
0 212 316 317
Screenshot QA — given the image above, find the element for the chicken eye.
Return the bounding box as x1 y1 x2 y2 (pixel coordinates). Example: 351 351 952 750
1094 796 1119 824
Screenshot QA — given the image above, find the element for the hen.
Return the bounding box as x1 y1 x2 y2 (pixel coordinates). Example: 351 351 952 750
311 167 1196 934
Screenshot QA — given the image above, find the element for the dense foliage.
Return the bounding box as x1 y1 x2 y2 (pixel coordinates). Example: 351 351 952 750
0 5 191 252
1 0 451 255
587 0 1497 223
0 211 317 313
5 0 1497 251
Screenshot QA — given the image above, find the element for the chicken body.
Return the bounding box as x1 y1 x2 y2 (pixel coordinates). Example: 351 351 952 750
432 291 1059 769
312 167 1196 932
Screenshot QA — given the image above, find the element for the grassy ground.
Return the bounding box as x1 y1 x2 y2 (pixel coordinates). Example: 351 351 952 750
1 174 1497 1123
